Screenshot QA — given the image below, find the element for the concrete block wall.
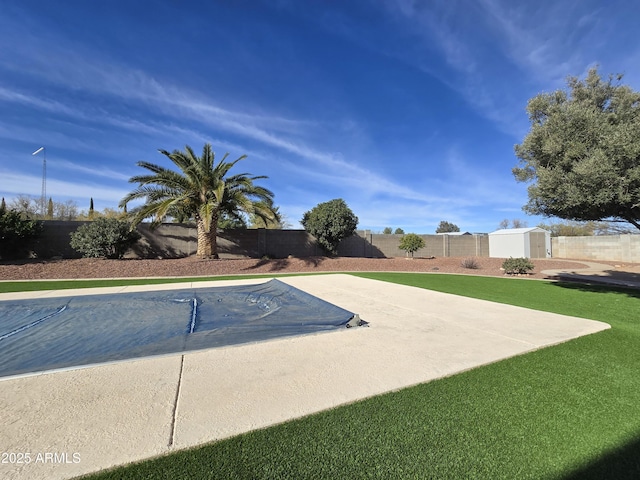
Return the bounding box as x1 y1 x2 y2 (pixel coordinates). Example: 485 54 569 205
29 221 89 258
340 232 489 258
25 222 491 259
133 227 324 259
552 235 640 262
259 229 323 258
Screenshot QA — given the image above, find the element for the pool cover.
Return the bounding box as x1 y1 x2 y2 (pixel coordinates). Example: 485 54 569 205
0 279 361 379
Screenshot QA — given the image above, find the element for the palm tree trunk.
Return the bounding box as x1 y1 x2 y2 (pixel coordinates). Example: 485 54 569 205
195 217 219 259
210 210 219 259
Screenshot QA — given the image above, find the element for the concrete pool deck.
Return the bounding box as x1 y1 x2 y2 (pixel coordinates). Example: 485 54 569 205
0 274 609 480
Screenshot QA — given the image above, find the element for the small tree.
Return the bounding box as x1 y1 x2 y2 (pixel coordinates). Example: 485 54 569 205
436 221 460 233
0 209 43 259
398 233 425 258
89 198 95 221
47 198 54 220
70 218 140 259
383 227 392 234
394 227 405 234
301 199 358 255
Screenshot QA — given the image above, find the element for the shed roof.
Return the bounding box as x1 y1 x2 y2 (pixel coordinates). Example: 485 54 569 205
488 227 549 235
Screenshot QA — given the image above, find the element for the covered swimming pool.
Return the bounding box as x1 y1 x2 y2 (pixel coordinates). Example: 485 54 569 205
0 279 362 379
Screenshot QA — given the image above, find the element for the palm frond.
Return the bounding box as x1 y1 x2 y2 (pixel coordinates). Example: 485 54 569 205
135 161 170 175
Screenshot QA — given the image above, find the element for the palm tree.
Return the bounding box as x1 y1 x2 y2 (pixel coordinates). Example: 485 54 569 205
120 143 278 258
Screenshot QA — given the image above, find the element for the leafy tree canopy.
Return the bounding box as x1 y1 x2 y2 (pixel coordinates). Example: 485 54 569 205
514 68 640 230
0 209 43 259
398 233 425 257
394 227 405 235
435 220 460 233
301 199 358 255
383 227 393 234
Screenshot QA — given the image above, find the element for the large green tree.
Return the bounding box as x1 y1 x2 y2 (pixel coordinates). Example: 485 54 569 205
120 144 278 258
301 199 358 255
0 209 43 259
514 68 640 230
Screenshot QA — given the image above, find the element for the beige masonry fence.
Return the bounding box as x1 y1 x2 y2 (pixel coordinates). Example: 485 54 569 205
552 234 640 263
27 222 490 260
25 221 638 262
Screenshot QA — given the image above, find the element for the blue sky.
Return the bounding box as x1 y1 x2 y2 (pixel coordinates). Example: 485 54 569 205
2 0 639 233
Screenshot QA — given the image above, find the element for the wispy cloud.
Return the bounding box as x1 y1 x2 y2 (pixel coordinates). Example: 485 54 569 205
0 171 128 204
53 160 131 182
1 23 457 209
0 87 79 117
476 0 583 84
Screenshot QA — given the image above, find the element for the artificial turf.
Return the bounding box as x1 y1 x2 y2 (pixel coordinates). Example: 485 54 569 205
0 273 314 293
6 273 638 479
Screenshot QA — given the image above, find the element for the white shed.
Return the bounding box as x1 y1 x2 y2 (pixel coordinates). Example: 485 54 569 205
488 227 551 258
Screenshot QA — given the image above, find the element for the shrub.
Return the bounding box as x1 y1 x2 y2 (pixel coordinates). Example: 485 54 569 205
398 233 425 258
502 257 535 275
461 257 479 269
0 209 43 259
301 199 358 255
70 218 140 259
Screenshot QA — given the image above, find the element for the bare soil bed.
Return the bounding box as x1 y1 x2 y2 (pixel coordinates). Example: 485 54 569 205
0 256 591 281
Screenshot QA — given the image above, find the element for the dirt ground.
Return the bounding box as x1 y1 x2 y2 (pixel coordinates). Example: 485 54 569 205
0 255 612 281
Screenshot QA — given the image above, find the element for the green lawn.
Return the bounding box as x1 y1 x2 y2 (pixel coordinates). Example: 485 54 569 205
0 273 310 294
7 273 638 479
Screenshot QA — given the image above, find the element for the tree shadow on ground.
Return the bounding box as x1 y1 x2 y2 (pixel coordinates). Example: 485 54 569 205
551 279 640 299
242 256 327 272
559 434 640 480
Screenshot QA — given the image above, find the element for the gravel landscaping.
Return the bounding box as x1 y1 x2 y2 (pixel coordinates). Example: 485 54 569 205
0 256 591 281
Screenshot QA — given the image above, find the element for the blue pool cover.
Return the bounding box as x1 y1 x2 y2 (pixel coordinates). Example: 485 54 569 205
0 279 361 379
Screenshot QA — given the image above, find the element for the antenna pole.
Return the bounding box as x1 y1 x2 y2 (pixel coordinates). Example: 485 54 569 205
32 147 46 218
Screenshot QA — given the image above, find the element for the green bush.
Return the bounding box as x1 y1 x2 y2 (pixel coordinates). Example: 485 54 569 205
70 218 140 259
0 209 43 259
502 257 535 275
398 233 425 258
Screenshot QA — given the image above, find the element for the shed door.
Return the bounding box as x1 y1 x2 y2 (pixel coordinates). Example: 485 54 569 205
529 232 546 258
